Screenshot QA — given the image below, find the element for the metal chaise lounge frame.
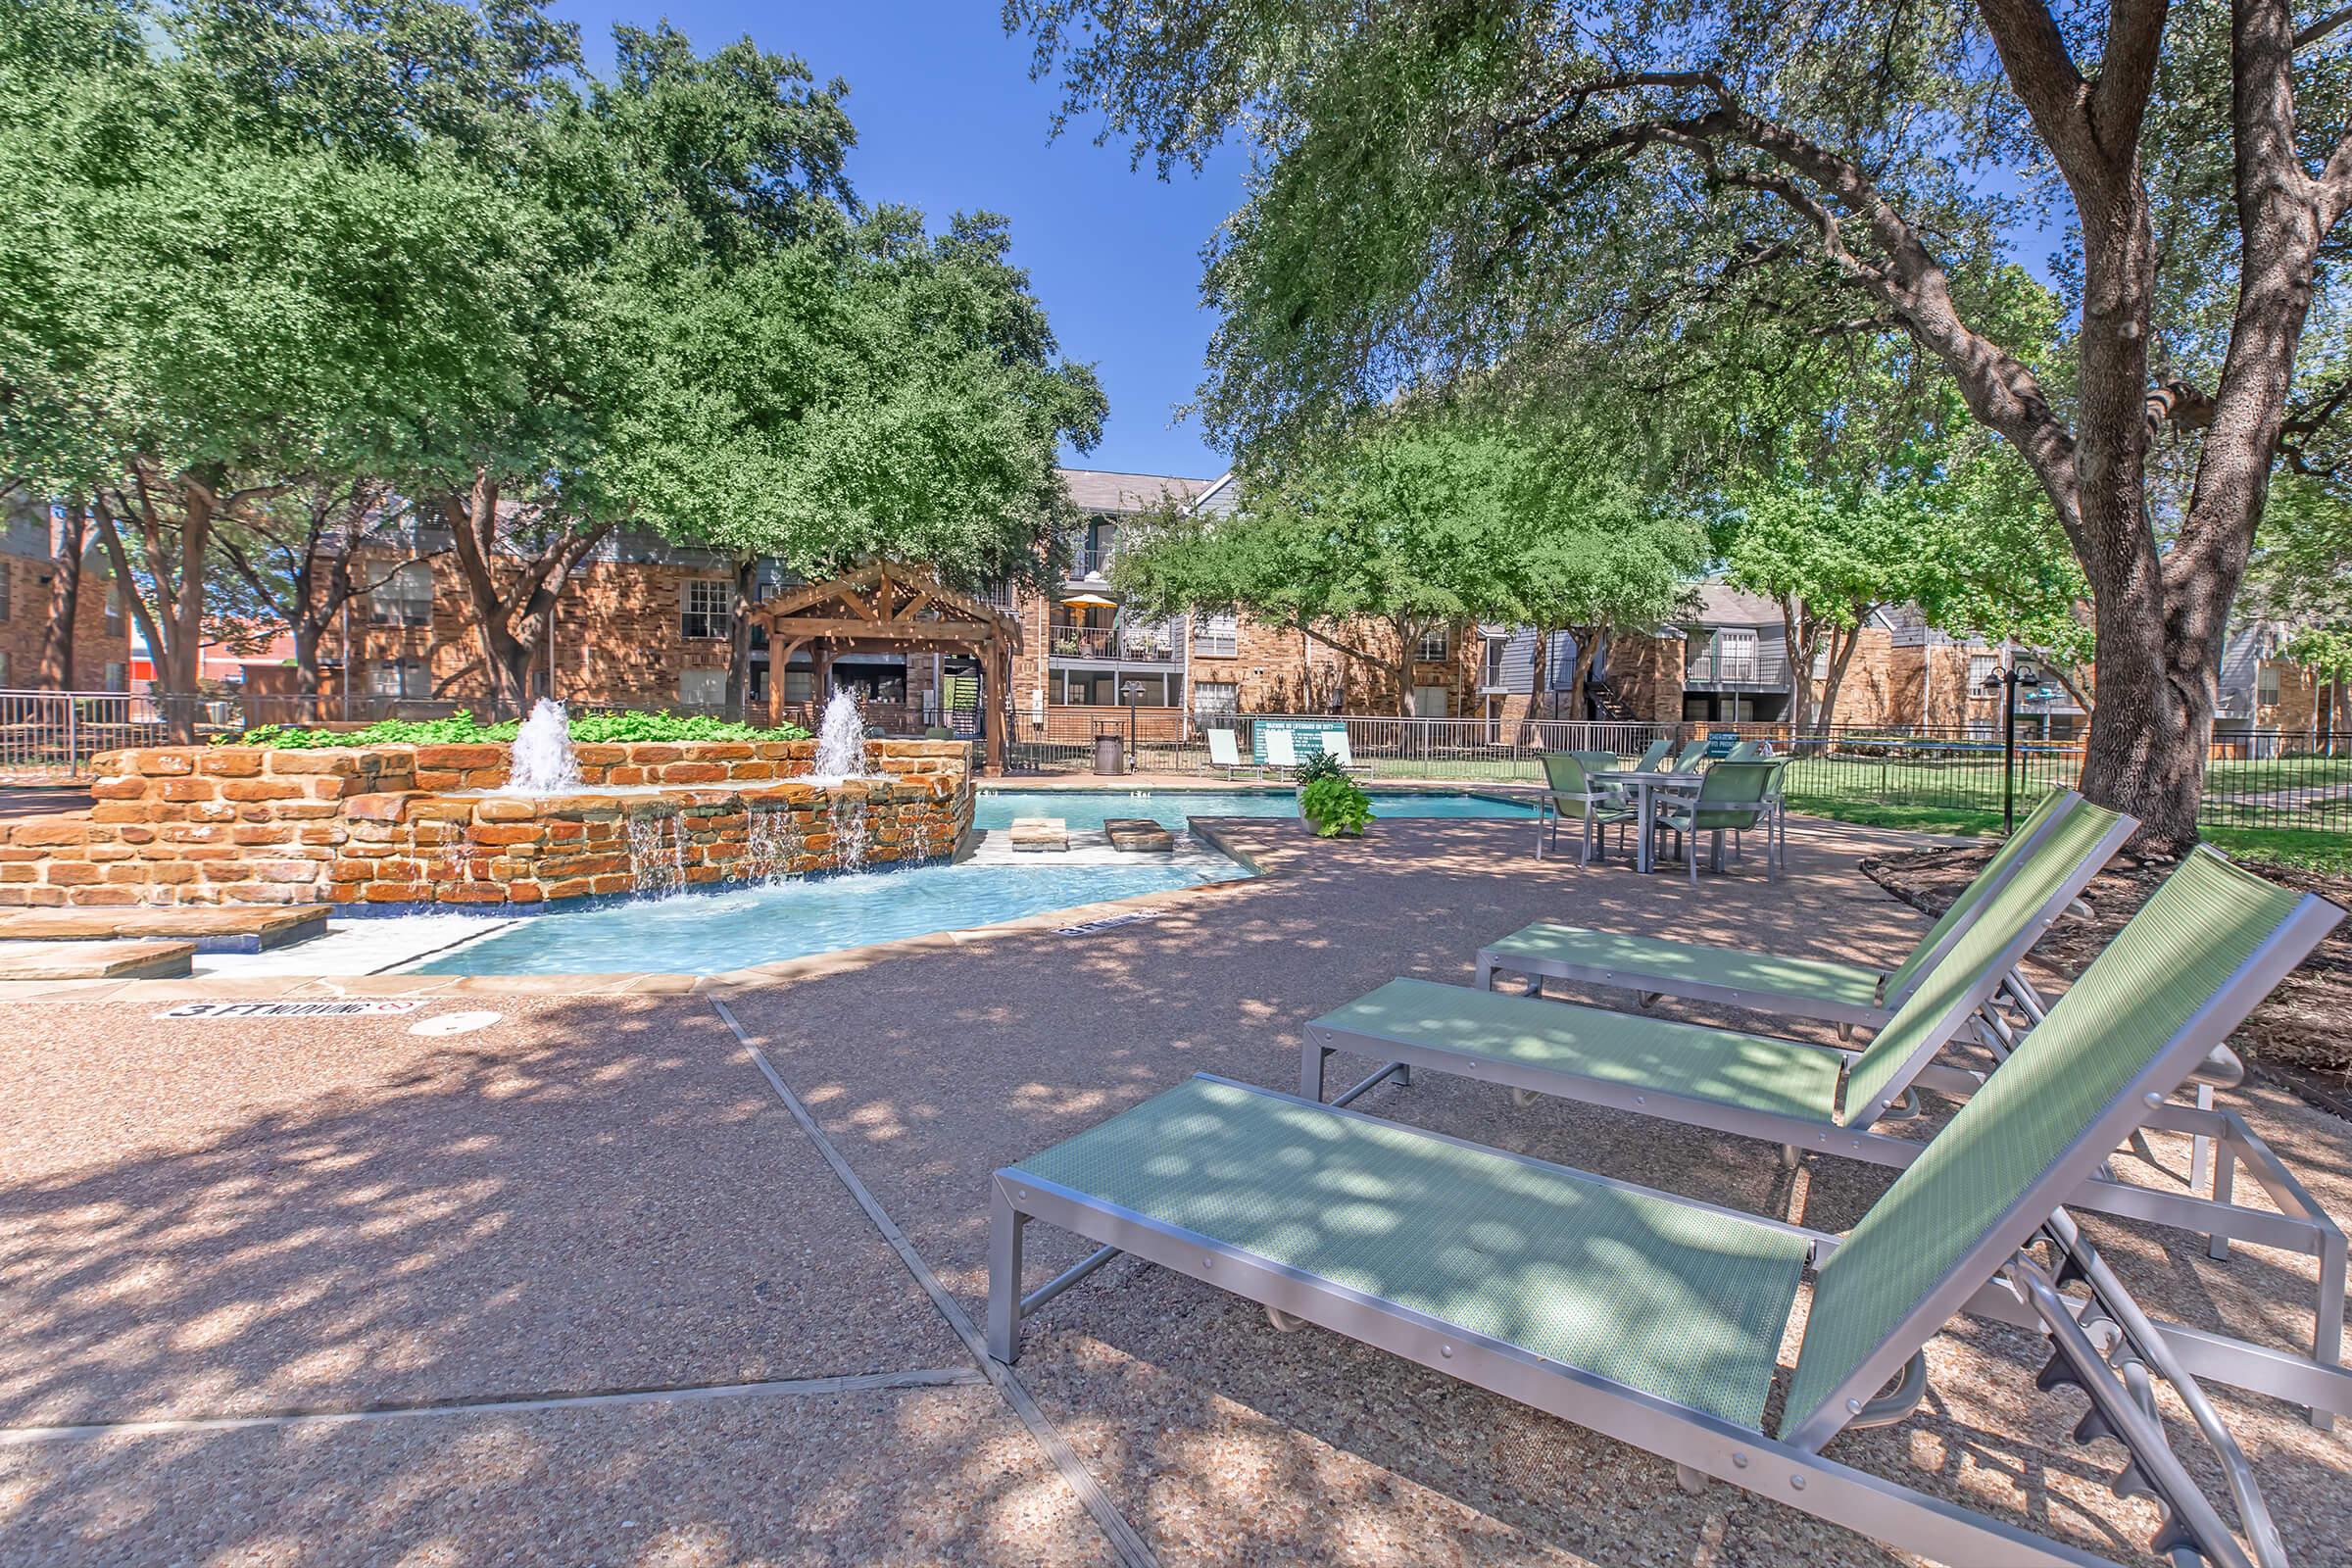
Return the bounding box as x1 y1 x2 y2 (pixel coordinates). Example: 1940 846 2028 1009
1479 786 2089 1035
1304 841 2351 1431
990 850 2340 1567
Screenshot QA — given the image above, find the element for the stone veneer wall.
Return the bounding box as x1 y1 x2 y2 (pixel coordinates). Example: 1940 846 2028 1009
0 739 971 909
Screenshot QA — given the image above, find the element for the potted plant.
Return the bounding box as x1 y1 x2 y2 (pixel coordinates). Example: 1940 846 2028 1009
1298 775 1374 837
1294 752 1374 837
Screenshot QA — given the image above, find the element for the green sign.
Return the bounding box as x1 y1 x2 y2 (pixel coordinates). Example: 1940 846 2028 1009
1703 730 1740 760
1253 718 1349 764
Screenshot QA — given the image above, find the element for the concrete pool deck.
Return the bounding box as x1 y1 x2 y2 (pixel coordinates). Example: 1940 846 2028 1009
1 816 2346 1564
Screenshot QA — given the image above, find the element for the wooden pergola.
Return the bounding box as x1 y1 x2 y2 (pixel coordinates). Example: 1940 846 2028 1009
751 563 1022 774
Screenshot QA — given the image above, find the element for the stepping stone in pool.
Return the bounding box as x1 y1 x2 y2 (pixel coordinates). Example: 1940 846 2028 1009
1102 817 1175 853
1009 816 1069 853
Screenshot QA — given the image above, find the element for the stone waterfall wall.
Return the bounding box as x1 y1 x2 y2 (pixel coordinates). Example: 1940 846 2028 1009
0 739 972 909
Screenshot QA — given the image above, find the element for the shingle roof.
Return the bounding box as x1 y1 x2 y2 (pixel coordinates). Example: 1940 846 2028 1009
1687 583 1786 625
1057 467 1217 514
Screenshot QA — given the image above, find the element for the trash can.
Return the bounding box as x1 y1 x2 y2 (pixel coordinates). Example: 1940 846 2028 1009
1092 733 1127 776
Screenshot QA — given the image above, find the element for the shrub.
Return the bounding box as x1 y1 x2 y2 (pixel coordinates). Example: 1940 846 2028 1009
1291 748 1352 789
219 710 810 748
1298 775 1374 837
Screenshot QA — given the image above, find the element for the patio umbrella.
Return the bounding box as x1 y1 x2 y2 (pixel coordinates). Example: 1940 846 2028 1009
1059 591 1117 608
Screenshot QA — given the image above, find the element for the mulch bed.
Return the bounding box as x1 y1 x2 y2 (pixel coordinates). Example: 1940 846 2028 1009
1861 844 2352 1119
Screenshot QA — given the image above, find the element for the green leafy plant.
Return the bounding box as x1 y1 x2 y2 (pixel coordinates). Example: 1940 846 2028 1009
1291 748 1352 789
1298 775 1374 838
218 710 809 748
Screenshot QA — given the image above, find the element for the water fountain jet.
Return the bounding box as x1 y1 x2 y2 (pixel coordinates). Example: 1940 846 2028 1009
504 699 583 795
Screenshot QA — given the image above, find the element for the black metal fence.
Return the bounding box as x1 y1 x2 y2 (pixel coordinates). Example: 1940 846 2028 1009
1000 713 2352 840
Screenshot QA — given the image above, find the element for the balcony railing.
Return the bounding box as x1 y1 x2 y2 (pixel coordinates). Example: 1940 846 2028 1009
1065 547 1117 580
1047 624 1179 662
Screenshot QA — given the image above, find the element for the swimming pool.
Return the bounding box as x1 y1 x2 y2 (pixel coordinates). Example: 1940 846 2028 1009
408 857 1246 975
973 789 1536 832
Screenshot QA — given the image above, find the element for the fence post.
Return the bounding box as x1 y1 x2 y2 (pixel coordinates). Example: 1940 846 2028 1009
66 699 78 776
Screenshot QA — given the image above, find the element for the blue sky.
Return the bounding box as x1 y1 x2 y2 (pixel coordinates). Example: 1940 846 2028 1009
554 0 1248 482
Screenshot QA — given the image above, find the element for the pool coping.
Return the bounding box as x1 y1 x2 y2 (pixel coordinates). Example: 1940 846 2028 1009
0 814 1298 1004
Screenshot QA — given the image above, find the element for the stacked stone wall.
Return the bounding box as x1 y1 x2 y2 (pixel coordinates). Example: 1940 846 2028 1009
0 739 970 909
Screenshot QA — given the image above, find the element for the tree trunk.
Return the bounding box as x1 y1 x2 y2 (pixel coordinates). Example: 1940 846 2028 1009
1818 623 1864 736
724 555 757 719
1392 616 1417 717
39 497 87 689
1779 602 1820 737
1567 625 1600 720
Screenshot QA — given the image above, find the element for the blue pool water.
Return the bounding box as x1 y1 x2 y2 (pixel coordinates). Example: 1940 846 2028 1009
973 789 1535 832
411 858 1245 976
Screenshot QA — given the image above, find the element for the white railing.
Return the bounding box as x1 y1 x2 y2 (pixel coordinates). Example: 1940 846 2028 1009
0 689 172 779
1238 714 1682 781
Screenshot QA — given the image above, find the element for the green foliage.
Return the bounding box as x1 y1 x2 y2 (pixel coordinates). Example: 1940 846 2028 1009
220 710 808 748
1290 748 1352 789
1115 401 1701 710
1298 774 1373 837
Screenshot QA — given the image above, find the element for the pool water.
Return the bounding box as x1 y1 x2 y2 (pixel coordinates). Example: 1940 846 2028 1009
409 858 1245 976
973 789 1535 832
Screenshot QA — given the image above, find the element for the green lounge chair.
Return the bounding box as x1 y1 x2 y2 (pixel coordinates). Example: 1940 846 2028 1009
1723 737 1771 761
1669 736 1710 771
991 849 2339 1565
1307 845 2348 1430
1480 787 2084 1031
1538 752 1634 864
1203 727 1263 778
1653 759 1780 882
1631 737 1673 772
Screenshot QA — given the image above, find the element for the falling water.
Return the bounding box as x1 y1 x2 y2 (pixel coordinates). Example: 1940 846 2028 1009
808 689 868 783
506 699 583 795
626 810 686 898
828 791 870 872
745 807 803 883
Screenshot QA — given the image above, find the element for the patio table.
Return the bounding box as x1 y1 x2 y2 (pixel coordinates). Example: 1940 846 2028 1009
1592 769 1700 874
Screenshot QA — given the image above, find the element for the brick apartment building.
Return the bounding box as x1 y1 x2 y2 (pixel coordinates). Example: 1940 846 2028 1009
0 498 129 694
251 471 2115 743
10 473 2334 749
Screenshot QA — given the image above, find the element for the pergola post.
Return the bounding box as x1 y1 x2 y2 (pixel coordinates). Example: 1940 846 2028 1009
985 631 1007 776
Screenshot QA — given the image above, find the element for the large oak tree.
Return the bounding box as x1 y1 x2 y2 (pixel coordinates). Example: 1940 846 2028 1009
1016 0 2352 850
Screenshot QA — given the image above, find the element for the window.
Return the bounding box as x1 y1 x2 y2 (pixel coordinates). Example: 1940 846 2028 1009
679 667 727 705
2258 665 2282 707
0 561 10 622
369 562 435 627
1412 684 1449 717
1417 626 1450 662
1481 636 1508 690
1811 647 1830 681
367 658 428 698
782 668 814 703
1714 628 1758 682
681 579 731 641
0 652 9 685
1192 680 1239 718
1967 654 1999 694
1193 612 1239 658
104 662 125 692
104 585 124 631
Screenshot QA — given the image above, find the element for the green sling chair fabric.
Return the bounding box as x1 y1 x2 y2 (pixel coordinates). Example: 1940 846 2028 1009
1836 799 2124 1119
1782 848 2310 1435
1010 1075 1810 1428
1481 789 2078 1017
1634 738 1673 772
1660 760 1776 833
1879 788 2073 1002
1314 799 2126 1131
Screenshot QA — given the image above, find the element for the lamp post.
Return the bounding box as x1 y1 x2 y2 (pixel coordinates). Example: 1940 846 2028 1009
1981 657 2043 835
1122 680 1146 767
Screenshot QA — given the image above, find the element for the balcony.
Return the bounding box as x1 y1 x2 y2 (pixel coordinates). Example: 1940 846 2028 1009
1065 547 1118 581
1047 624 1179 663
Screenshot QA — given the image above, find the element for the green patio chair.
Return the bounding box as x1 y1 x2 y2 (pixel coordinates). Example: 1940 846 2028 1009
1539 752 1634 865
1307 839 2351 1431
1569 749 1630 810
991 846 2341 1562
1653 760 1778 882
1669 736 1710 771
1632 737 1673 773
1724 738 1771 761
1477 787 2084 1031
